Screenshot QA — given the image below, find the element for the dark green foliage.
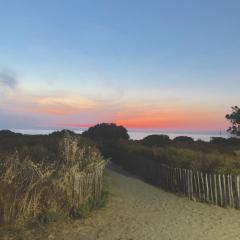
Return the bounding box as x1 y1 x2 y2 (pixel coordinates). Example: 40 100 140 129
82 123 129 142
226 106 240 136
50 129 75 137
80 124 240 177
0 130 97 166
103 140 240 187
0 130 22 137
84 124 240 180
227 137 240 145
70 190 109 219
210 137 227 144
173 136 194 143
140 134 170 146
36 210 66 225
208 137 240 154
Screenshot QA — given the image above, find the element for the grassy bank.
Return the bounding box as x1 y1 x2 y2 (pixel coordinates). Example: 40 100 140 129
0 130 107 227
81 124 240 184
103 139 240 180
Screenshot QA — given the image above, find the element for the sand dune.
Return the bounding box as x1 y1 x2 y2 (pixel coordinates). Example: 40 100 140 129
5 164 240 240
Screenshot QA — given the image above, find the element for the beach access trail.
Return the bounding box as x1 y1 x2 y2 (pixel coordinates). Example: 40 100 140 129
14 164 240 240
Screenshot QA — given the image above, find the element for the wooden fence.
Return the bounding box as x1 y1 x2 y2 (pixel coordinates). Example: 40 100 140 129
0 160 107 225
73 160 106 207
156 164 240 209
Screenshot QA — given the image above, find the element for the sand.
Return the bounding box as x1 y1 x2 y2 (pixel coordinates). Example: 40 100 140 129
2 164 240 240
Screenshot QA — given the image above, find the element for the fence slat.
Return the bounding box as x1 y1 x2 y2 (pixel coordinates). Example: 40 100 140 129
156 164 240 209
236 176 240 208
222 174 227 207
230 174 234 208
190 170 194 200
205 173 209 202
209 173 213 203
218 174 223 207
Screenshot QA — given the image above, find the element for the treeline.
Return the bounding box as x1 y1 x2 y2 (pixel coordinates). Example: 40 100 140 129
139 134 240 155
0 129 96 166
106 140 240 175
82 124 240 185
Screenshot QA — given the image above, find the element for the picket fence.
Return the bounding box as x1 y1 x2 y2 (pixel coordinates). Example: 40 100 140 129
73 160 106 207
157 164 240 208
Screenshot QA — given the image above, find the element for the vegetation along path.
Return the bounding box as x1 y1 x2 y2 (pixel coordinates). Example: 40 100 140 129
21 164 240 240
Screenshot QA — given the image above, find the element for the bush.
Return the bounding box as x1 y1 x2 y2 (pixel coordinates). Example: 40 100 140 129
102 139 240 186
173 136 194 143
37 209 66 225
82 123 129 142
210 137 227 144
70 190 109 219
140 134 170 147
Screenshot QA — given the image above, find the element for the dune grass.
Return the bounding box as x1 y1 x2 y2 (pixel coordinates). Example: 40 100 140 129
0 131 106 227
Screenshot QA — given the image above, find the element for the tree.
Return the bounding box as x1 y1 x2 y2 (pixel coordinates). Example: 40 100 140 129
141 134 170 146
226 106 240 136
82 123 129 142
173 136 194 143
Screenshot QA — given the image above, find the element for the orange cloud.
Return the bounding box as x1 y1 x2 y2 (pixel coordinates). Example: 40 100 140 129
60 102 228 130
114 103 228 129
2 89 97 116
1 85 229 130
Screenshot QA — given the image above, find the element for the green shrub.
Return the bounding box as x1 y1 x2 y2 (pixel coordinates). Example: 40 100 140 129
173 136 194 143
140 134 170 147
37 209 66 225
70 190 109 219
82 123 129 142
102 140 240 182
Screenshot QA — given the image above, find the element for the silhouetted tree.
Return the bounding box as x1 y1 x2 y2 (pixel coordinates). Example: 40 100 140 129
210 137 227 144
82 123 129 142
173 136 194 143
226 106 240 136
141 134 170 146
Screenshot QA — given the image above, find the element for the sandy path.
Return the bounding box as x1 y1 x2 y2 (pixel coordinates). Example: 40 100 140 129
5 164 239 240
42 164 240 240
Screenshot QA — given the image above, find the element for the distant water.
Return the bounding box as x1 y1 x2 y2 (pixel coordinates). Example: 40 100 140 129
10 129 229 142
129 131 229 142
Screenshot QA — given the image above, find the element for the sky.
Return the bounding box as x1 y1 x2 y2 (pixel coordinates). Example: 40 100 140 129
0 0 239 132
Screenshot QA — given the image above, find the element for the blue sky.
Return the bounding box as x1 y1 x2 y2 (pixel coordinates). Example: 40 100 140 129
0 0 239 130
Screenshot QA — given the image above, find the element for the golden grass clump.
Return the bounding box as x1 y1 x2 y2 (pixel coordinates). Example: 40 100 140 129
0 131 106 226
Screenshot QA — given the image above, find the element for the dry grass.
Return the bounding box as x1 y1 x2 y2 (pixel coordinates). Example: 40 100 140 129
0 132 106 226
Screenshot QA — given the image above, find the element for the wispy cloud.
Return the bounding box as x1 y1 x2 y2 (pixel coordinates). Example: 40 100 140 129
0 69 229 130
0 70 18 89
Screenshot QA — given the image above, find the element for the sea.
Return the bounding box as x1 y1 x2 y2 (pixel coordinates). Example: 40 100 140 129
9 129 230 142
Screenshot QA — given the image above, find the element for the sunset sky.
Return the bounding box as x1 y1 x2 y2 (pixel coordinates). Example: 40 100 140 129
0 0 240 132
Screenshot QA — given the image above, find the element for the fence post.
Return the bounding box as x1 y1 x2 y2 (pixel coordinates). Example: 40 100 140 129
185 169 188 196
222 174 227 207
236 175 240 209
190 170 193 200
205 173 209 203
229 174 234 208
227 174 231 207
218 174 223 207
197 171 200 201
200 172 205 202
158 164 240 209
213 174 218 205
209 173 213 203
